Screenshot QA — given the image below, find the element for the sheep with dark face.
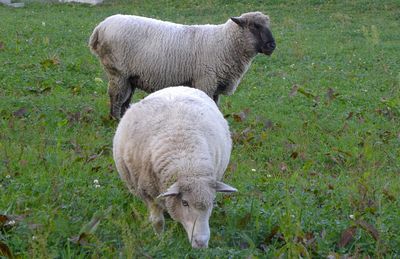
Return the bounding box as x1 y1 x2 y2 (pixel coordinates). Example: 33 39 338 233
113 86 237 248
89 12 275 119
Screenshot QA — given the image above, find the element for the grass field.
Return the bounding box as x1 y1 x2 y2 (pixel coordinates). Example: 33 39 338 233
1 0 400 257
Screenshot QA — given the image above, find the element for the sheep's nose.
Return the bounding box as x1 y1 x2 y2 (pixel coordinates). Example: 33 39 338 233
192 236 209 248
267 41 276 50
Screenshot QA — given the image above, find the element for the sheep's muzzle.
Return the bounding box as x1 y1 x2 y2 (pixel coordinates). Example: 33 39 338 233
262 41 276 55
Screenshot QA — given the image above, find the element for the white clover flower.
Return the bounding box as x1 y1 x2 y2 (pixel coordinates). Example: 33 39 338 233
267 174 272 178
32 236 37 240
349 214 355 220
6 175 11 179
93 179 99 184
42 21 46 26
95 184 101 188
251 169 256 172
7 220 16 226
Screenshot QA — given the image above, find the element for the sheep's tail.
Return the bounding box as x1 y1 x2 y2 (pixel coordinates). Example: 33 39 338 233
88 26 100 55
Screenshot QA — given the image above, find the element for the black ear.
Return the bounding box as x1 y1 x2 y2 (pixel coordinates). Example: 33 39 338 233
230 17 245 27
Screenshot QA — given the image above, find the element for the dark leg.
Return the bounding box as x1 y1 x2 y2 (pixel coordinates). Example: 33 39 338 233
213 94 220 106
108 76 131 119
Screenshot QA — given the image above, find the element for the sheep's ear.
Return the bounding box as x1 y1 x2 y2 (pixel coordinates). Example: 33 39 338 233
215 181 238 193
231 17 246 27
157 182 180 199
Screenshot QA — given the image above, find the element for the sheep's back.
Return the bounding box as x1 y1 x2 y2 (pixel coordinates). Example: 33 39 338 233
113 87 231 189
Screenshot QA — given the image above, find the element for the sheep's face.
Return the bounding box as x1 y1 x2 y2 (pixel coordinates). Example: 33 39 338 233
158 179 237 248
231 12 276 56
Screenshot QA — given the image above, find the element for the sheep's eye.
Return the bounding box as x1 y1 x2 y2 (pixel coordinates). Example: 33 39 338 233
182 200 189 207
254 23 261 29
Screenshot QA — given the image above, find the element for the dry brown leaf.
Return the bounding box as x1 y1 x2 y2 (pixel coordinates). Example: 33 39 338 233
13 108 28 118
279 162 288 172
233 108 250 122
327 87 336 101
338 226 357 248
264 225 280 244
237 213 251 229
0 241 13 259
290 84 299 97
263 119 274 130
297 87 315 99
0 215 9 226
356 220 379 240
346 112 354 120
383 189 396 201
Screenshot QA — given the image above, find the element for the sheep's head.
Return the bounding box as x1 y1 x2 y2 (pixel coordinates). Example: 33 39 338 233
231 12 276 56
158 178 237 248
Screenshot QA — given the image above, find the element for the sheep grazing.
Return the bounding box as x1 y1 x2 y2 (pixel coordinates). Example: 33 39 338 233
113 86 237 248
89 12 276 119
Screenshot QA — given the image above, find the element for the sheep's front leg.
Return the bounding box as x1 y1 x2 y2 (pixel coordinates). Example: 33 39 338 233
213 94 220 105
107 75 132 119
148 202 165 234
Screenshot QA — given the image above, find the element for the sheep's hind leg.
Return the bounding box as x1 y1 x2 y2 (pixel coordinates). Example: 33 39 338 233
148 202 165 234
107 75 132 119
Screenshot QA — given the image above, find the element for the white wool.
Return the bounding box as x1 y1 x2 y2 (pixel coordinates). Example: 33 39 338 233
113 86 236 248
89 12 274 118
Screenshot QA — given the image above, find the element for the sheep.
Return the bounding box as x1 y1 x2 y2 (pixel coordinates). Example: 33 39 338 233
89 11 276 119
113 86 237 248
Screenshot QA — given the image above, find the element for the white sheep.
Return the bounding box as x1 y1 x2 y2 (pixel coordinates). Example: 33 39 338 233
89 12 276 119
113 86 237 248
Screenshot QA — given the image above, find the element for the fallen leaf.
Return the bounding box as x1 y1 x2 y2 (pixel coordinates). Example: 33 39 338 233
326 88 336 101
327 252 339 259
233 113 243 122
0 215 9 226
27 223 43 230
86 149 104 162
13 108 28 118
346 112 354 120
69 232 90 246
69 207 112 246
338 226 357 248
237 213 251 229
289 84 299 97
20 160 28 167
233 108 250 123
279 162 288 172
263 225 280 244
0 241 13 259
356 220 379 240
227 162 237 173
382 189 396 201
303 232 316 246
297 87 315 99
263 119 274 130
332 147 352 157
239 241 250 249
40 56 60 70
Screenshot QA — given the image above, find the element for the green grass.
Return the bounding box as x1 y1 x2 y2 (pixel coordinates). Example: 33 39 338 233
1 0 399 257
